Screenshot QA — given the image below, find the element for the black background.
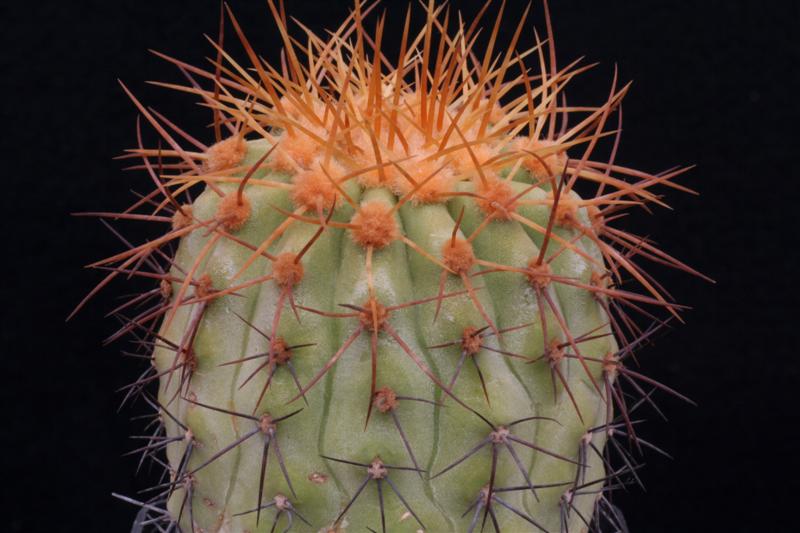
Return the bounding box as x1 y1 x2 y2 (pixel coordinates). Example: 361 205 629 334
3 1 797 531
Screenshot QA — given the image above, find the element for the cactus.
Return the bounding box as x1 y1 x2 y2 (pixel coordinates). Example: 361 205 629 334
77 1 704 531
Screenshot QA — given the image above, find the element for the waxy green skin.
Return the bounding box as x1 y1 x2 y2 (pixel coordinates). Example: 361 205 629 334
155 140 615 532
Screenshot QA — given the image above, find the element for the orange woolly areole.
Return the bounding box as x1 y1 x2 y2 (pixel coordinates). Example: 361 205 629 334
526 260 552 289
590 270 610 294
358 300 389 332
450 142 501 178
372 387 398 413
159 279 172 299
475 178 518 219
513 137 568 180
291 160 344 211
171 205 193 230
271 130 323 172
550 192 580 228
442 238 476 274
258 413 276 434
194 274 213 299
270 337 292 365
602 352 620 379
545 339 566 366
349 202 399 248
203 136 247 172
461 327 483 356
390 156 456 204
215 192 251 232
348 131 400 188
385 131 457 203
272 252 304 288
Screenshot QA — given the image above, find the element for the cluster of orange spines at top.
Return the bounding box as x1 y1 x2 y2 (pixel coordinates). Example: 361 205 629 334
79 0 703 334
71 0 708 432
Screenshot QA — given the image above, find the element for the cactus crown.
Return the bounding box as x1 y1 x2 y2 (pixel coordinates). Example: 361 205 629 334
75 1 705 531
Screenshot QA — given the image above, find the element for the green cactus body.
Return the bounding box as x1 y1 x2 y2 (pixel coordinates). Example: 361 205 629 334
152 137 616 532
88 2 697 532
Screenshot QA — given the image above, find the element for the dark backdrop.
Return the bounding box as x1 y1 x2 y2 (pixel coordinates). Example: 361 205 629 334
3 1 797 531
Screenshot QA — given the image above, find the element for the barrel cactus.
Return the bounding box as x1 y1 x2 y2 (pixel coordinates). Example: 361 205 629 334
78 1 702 531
